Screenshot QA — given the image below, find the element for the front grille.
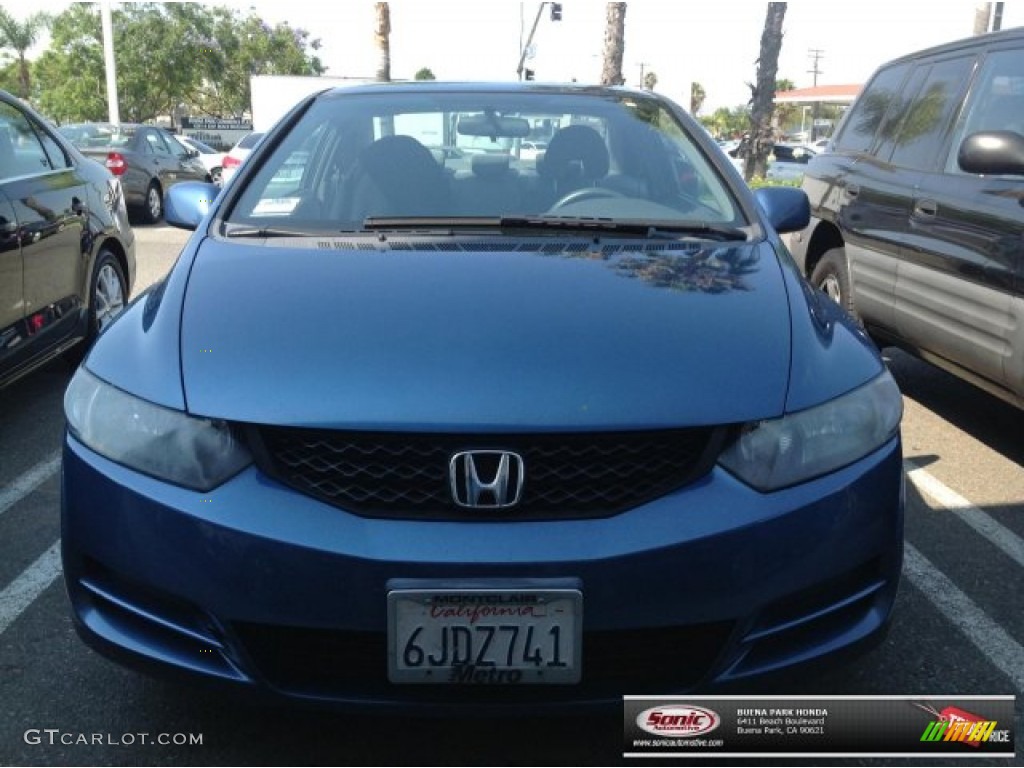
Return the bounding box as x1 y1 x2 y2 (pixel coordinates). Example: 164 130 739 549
249 427 722 519
233 621 734 701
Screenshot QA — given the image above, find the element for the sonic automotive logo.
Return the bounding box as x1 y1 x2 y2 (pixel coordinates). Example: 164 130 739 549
637 705 721 738
915 703 1008 748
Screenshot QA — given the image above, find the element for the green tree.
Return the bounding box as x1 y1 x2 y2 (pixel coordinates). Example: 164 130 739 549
414 67 435 81
0 8 51 99
773 77 799 134
642 70 657 91
34 3 324 123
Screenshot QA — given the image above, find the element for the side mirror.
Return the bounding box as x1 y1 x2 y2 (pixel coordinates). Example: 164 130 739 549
754 186 810 234
958 131 1024 176
164 181 219 231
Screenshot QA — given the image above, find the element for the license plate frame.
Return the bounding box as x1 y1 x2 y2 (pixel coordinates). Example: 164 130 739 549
387 588 582 684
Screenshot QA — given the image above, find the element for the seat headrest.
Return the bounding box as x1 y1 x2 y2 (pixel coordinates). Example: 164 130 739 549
471 152 512 179
538 125 609 181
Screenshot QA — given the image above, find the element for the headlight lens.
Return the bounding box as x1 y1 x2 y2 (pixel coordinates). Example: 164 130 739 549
64 367 252 491
718 370 902 491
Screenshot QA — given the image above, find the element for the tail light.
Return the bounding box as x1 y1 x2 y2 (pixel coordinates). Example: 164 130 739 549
105 152 126 176
223 155 241 170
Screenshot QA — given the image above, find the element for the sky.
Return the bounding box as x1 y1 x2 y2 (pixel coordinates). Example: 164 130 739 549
8 1 1024 112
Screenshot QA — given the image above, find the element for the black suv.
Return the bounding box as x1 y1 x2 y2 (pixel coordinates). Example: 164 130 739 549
1 91 136 389
787 29 1024 410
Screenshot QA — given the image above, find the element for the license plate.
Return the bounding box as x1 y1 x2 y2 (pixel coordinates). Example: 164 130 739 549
387 589 582 684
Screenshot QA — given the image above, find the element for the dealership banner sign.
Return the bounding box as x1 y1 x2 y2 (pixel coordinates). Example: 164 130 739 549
623 695 1015 757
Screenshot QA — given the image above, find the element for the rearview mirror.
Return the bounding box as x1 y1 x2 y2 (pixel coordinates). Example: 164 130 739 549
457 114 531 138
958 130 1024 176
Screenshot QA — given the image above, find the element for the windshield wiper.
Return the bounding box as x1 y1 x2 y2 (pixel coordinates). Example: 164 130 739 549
498 216 748 241
223 224 320 238
362 216 501 231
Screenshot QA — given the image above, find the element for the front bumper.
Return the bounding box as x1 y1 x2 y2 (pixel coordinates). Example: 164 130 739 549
61 433 903 712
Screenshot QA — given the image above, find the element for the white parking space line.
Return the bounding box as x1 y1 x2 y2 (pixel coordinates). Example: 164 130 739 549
0 540 61 635
0 452 61 518
904 543 1024 693
905 460 1024 570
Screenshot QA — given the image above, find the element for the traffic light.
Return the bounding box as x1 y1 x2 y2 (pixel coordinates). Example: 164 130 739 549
550 3 562 21
524 69 535 81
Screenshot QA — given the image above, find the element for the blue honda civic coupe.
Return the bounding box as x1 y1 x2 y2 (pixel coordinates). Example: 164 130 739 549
61 82 904 711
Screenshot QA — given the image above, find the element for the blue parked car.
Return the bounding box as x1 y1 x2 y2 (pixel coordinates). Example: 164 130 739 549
61 82 904 711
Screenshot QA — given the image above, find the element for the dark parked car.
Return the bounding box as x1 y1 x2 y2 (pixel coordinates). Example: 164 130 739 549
0 91 135 390
788 28 1024 410
58 122 210 223
62 82 903 711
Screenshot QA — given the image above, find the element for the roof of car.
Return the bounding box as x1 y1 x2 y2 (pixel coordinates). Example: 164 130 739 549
317 81 657 99
883 26 1024 67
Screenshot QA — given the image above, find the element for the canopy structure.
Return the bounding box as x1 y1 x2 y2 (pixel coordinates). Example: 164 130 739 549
775 84 862 105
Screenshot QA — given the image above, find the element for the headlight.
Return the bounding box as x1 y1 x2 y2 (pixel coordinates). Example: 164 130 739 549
718 370 902 491
64 367 252 491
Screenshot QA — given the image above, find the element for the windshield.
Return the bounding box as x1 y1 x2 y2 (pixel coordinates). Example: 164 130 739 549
59 123 136 149
227 89 744 232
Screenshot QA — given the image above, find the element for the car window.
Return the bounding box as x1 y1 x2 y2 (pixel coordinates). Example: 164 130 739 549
145 130 172 155
227 91 743 231
163 133 191 158
237 133 264 150
59 124 136 149
881 55 976 171
832 63 911 154
185 137 217 154
33 122 71 170
946 48 1024 174
0 103 55 180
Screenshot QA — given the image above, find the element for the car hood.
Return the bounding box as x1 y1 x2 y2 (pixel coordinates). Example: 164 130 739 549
179 238 793 429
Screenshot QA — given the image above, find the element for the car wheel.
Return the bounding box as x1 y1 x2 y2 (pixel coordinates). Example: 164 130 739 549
143 181 163 223
211 167 223 187
810 247 859 321
63 249 128 366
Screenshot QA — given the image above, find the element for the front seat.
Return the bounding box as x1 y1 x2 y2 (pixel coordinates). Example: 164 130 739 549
537 125 610 206
343 135 451 224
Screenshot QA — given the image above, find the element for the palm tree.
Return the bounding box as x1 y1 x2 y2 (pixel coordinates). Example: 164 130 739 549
0 8 51 99
690 82 706 115
744 3 786 180
600 3 626 86
374 2 391 82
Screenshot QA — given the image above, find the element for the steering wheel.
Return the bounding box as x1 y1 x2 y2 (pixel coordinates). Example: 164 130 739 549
548 186 625 211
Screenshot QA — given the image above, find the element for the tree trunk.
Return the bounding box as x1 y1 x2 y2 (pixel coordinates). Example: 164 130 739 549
600 3 626 87
374 2 391 82
18 54 31 99
744 3 786 181
973 3 992 34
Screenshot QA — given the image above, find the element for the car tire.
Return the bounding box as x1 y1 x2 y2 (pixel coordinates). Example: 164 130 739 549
810 247 859 321
211 167 223 187
63 249 128 366
143 181 163 224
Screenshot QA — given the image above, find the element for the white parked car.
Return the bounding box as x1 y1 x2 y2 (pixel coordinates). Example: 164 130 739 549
518 140 547 161
179 136 227 187
220 132 264 185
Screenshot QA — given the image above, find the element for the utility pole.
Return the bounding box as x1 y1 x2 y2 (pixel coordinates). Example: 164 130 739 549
101 0 119 125
516 2 561 81
807 48 824 141
637 61 648 88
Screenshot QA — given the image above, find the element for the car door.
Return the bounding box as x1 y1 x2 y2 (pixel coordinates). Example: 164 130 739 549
163 131 209 182
815 62 912 332
0 99 88 370
904 47 1024 397
141 128 176 189
0 186 22 372
877 53 1014 390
